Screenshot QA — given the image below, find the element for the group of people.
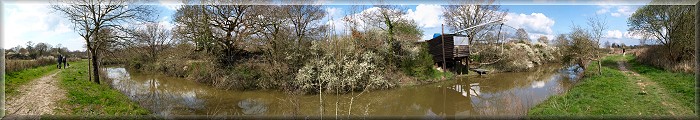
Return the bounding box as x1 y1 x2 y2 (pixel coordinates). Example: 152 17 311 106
57 55 69 69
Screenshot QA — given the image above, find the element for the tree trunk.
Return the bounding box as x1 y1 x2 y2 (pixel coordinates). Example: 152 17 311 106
578 58 587 70
598 59 602 75
88 49 92 82
91 49 100 84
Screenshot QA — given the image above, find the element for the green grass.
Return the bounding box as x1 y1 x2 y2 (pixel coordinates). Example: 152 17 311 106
55 60 150 115
5 63 58 97
528 55 685 116
624 55 695 109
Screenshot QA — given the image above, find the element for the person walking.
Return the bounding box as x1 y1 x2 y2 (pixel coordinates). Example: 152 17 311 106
63 56 68 68
57 54 63 69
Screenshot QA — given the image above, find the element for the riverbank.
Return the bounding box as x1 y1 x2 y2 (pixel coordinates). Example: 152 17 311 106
528 54 694 116
54 60 150 115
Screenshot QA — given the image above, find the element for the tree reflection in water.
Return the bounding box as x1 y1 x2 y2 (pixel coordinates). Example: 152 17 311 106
102 64 581 116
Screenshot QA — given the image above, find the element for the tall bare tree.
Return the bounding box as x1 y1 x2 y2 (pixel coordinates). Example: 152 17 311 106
285 3 326 47
443 0 507 45
207 2 278 64
52 0 155 84
134 23 173 61
355 5 422 63
515 28 530 43
173 5 216 53
553 34 568 47
587 15 607 75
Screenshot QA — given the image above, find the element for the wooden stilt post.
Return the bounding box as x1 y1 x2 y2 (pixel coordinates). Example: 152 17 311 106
441 24 446 71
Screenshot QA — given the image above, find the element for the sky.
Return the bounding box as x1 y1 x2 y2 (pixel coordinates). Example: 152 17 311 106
1 0 673 51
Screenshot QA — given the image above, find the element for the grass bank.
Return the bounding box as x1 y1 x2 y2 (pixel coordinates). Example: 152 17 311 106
5 63 57 97
624 55 695 110
55 60 150 115
528 55 692 116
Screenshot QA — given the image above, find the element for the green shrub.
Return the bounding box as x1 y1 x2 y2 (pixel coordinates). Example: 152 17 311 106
400 44 437 80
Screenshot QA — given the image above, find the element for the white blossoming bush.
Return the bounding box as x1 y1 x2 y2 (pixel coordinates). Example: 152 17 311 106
485 42 561 72
295 40 395 94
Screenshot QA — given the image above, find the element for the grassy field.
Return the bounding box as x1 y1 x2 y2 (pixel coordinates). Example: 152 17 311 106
5 63 58 97
528 54 693 116
624 55 695 110
55 60 150 115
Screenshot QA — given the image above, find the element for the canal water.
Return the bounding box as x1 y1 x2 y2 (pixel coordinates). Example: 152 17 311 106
104 64 581 117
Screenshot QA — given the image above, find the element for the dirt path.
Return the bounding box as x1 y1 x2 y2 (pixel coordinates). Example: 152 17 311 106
616 60 691 116
5 70 66 116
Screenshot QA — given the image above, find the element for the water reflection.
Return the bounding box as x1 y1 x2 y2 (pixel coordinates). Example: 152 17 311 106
238 99 268 115
106 68 206 116
103 64 581 117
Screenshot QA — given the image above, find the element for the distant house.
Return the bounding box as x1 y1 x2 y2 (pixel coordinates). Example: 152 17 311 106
422 34 470 74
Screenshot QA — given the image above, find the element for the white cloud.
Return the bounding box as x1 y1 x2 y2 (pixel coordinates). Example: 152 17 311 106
326 17 346 35
605 30 624 39
605 30 646 40
624 31 644 39
3 4 84 50
597 5 636 17
610 13 621 17
504 12 555 35
159 0 182 11
596 5 612 14
405 4 444 28
325 7 342 18
158 16 175 29
611 6 634 17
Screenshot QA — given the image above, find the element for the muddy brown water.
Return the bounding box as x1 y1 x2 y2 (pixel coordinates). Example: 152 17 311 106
104 64 581 117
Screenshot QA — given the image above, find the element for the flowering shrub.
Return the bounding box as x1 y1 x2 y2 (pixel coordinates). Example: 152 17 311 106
295 40 395 94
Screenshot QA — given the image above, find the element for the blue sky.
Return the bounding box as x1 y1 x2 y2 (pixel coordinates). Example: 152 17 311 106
2 0 660 51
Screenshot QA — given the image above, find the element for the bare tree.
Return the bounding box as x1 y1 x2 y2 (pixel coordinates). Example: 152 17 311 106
52 0 155 84
134 23 173 61
637 32 652 46
358 5 412 54
201 1 276 65
537 36 549 44
363 5 404 39
285 3 326 47
587 15 607 46
256 3 327 79
587 15 607 75
173 5 216 53
443 0 507 45
515 28 530 43
25 41 35 58
34 43 51 57
281 3 327 68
